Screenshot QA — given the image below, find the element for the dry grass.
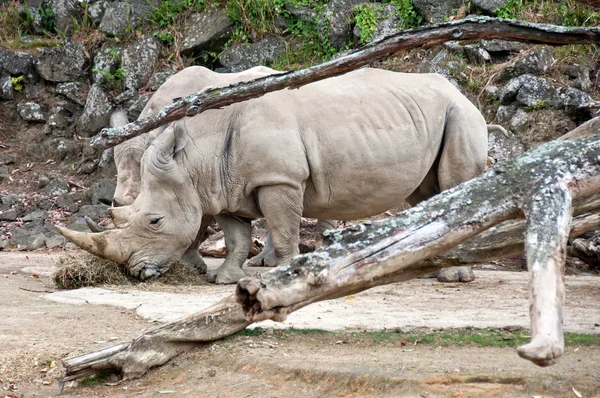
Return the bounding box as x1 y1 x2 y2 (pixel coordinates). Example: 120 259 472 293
52 253 210 290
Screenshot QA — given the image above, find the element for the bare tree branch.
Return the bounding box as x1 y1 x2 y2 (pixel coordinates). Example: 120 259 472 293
90 17 600 149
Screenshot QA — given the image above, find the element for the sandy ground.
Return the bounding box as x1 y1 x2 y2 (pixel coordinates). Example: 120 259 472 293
1 250 599 398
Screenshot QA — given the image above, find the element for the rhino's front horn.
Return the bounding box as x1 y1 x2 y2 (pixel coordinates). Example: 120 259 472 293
56 226 128 264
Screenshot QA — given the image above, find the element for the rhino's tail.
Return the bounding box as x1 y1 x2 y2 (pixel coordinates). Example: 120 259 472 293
110 109 129 128
487 124 509 138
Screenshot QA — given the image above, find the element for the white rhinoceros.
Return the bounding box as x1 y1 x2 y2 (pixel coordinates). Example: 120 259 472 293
59 68 489 283
105 65 337 278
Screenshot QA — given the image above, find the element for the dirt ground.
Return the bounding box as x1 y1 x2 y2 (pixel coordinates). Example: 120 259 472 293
1 250 599 398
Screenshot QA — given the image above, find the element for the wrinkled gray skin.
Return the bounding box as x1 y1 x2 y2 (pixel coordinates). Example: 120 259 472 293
110 65 335 279
59 69 488 284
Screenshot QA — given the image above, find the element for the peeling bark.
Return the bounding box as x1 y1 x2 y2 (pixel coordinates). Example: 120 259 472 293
61 135 600 382
89 17 600 149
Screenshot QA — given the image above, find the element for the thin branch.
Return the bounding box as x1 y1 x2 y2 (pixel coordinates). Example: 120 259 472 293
90 17 600 149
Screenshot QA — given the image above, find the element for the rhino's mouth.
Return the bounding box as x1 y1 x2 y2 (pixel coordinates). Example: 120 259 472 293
127 258 177 280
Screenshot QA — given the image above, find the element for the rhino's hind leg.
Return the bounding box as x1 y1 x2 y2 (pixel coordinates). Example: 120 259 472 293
255 185 302 266
247 233 277 267
213 214 252 284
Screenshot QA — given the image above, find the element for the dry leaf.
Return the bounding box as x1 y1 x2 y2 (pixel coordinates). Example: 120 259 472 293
31 274 39 279
572 387 582 398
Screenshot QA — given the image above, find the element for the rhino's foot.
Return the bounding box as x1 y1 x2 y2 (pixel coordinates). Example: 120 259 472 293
215 265 246 285
127 262 171 281
247 248 278 267
518 336 563 367
436 266 475 283
180 248 208 274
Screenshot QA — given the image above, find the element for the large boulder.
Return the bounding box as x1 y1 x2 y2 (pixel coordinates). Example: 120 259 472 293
417 50 461 91
75 83 113 137
121 36 161 91
498 46 555 81
35 42 86 82
48 0 79 31
412 0 463 23
181 9 234 54
564 64 592 92
471 0 505 15
99 2 133 36
0 50 37 76
55 81 88 106
219 37 286 72
320 0 370 50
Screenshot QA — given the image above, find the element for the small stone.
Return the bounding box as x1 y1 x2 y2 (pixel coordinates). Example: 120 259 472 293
37 173 51 188
0 208 17 221
412 0 463 23
499 46 555 81
464 44 491 64
90 180 116 206
127 95 150 120
99 2 133 36
48 0 80 32
0 76 14 100
219 37 286 72
284 3 318 22
22 210 47 222
43 106 71 137
43 177 70 197
78 204 109 221
30 234 46 250
0 49 36 75
121 36 161 91
480 39 528 53
45 234 65 249
471 0 505 16
55 82 88 106
148 71 176 91
17 102 46 122
0 153 17 165
181 10 233 54
485 85 498 99
509 108 530 135
564 64 592 92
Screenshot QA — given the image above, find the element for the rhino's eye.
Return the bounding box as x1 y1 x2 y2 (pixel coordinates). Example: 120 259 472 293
150 217 164 225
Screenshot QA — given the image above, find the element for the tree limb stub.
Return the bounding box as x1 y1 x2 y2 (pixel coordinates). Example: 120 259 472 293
90 17 600 149
62 136 600 382
236 135 600 362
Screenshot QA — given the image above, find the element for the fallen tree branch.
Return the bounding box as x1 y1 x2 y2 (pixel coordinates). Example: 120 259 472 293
61 136 600 382
90 17 600 149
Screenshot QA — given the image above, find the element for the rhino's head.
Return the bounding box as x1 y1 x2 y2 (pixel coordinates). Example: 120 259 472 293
58 122 203 279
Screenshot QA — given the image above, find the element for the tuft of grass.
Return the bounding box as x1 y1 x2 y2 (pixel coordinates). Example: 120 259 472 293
79 370 115 387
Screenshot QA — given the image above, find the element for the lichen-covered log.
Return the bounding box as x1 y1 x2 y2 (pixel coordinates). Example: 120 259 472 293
236 134 600 368
61 137 600 383
90 17 600 149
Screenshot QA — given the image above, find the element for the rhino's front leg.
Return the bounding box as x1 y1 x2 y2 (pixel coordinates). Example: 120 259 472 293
256 185 302 266
180 215 213 274
213 214 253 284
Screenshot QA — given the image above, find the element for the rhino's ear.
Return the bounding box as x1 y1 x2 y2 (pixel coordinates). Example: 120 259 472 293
172 121 188 156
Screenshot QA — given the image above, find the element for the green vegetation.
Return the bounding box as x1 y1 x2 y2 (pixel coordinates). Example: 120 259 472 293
353 3 379 44
525 99 550 111
147 0 207 45
226 0 284 42
495 0 600 27
238 327 600 348
10 75 24 92
91 47 127 90
79 370 114 387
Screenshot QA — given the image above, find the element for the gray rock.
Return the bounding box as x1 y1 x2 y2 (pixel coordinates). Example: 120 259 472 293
92 46 122 86
99 2 133 36
220 37 287 72
488 128 524 165
37 173 51 188
496 104 518 124
564 64 592 92
480 39 528 53
22 209 47 222
56 192 84 208
499 46 555 81
516 75 553 107
127 94 150 120
80 160 98 174
88 0 108 23
122 36 161 91
443 41 464 55
75 83 113 137
56 81 88 106
148 71 176 91
49 0 80 31
353 4 404 44
0 239 5 251
10 227 44 250
285 3 318 22
413 0 463 23
320 0 370 50
509 108 530 135
98 148 114 170
43 177 70 196
485 85 498 99
417 50 461 91
0 208 17 221
0 165 8 183
43 106 71 136
0 49 36 75
128 0 160 23
66 217 92 232
114 89 136 105
45 233 65 249
30 235 48 250
0 165 8 184
78 204 109 221
25 84 39 100
0 76 13 100
1 194 19 206
17 102 46 122
0 153 16 165
555 87 592 111
181 10 234 54
463 44 491 63
35 42 86 82
471 0 504 15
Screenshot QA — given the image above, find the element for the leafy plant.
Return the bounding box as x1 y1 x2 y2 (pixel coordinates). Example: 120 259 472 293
38 3 55 34
10 75 24 92
385 0 422 30
353 3 378 44
92 67 126 90
226 0 284 43
148 0 206 45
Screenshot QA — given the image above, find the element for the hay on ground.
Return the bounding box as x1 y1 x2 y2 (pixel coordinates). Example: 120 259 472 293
53 253 210 290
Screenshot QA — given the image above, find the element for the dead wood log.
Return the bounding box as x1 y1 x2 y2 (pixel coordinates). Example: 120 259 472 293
89 17 600 149
61 135 600 382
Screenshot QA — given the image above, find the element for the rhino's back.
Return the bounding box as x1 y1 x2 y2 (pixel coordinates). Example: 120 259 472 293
236 69 486 220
